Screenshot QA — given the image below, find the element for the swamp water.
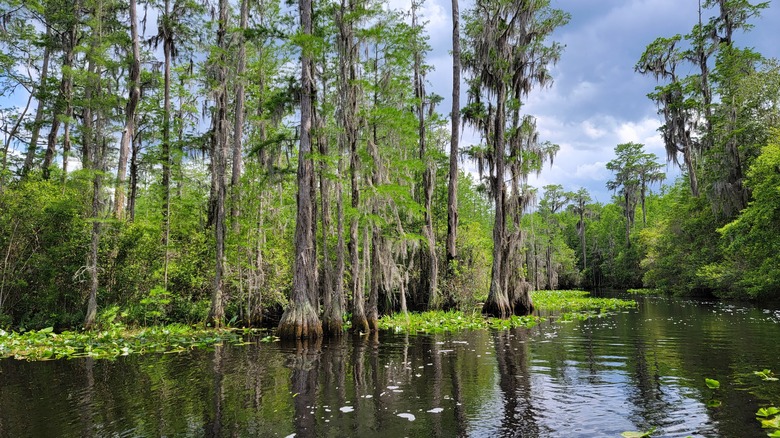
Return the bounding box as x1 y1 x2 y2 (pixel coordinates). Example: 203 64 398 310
2 296 780 437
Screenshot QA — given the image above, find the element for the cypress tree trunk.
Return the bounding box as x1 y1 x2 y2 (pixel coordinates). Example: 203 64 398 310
412 3 438 309
278 0 322 339
231 0 248 228
114 0 140 219
208 0 229 327
483 85 511 318
446 0 460 270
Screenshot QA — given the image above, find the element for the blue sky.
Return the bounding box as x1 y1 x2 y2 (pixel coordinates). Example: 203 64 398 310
415 0 780 204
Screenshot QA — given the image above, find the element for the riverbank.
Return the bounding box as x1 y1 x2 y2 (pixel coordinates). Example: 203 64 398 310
0 290 635 361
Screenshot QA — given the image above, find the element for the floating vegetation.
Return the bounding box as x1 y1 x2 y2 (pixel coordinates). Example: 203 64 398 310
0 324 256 361
620 428 656 438
378 290 636 334
755 369 779 381
627 288 661 295
705 378 721 390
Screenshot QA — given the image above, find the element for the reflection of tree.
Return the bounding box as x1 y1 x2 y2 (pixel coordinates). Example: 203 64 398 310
79 358 95 438
204 345 225 436
493 328 539 437
625 337 668 431
448 350 468 438
320 335 347 414
284 338 322 437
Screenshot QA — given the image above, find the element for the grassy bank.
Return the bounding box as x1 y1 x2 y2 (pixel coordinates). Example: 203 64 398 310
1 290 635 361
378 290 636 333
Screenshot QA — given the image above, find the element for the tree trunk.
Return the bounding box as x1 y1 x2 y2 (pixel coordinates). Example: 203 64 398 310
230 0 248 229
127 130 141 222
22 26 52 176
278 0 322 339
159 0 176 291
483 85 510 318
446 0 460 270
84 40 106 329
42 4 78 180
208 0 230 327
114 0 141 219
324 153 345 336
1 93 33 191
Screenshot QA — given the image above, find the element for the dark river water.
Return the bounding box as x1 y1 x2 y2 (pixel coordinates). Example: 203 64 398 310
2 296 780 437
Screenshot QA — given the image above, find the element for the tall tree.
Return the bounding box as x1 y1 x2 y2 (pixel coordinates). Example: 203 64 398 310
606 142 663 247
230 0 249 227
570 188 591 272
462 0 568 317
208 0 230 327
446 0 460 273
277 0 322 339
411 0 437 309
114 0 141 219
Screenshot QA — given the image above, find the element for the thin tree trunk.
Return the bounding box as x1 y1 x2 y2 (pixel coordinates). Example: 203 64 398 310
208 0 229 327
42 7 79 180
278 0 322 339
1 93 33 191
127 130 141 222
161 0 173 289
412 2 438 309
230 0 248 229
84 29 106 328
114 0 141 219
345 0 367 334
22 26 52 176
446 0 460 270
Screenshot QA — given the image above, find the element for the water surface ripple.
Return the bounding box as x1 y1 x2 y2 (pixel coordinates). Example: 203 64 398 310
2 296 780 437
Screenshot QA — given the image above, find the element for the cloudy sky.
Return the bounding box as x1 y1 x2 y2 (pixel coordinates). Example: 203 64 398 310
416 0 780 203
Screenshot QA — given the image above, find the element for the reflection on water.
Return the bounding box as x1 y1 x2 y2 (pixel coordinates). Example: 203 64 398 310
2 296 780 437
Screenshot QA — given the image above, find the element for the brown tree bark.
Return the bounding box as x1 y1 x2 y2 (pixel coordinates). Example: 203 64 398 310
114 0 141 219
208 0 230 327
230 0 249 228
446 0 460 270
278 0 322 339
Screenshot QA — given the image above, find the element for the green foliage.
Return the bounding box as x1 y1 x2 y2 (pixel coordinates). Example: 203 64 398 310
621 428 656 438
641 180 722 295
378 290 635 334
0 324 251 361
0 178 91 330
755 370 780 382
705 378 721 390
711 136 780 298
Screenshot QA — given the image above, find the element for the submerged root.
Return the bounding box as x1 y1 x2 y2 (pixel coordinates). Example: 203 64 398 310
277 301 322 340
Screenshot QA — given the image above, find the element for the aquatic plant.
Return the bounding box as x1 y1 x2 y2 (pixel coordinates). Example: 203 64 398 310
378 290 635 334
621 427 655 438
0 325 259 361
755 369 779 381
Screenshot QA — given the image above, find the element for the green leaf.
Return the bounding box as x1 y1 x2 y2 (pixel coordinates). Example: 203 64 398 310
705 378 720 389
39 327 54 334
621 427 656 438
757 407 780 418
761 416 780 429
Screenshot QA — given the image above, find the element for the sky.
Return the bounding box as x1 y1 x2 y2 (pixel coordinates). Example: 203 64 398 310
414 0 780 204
